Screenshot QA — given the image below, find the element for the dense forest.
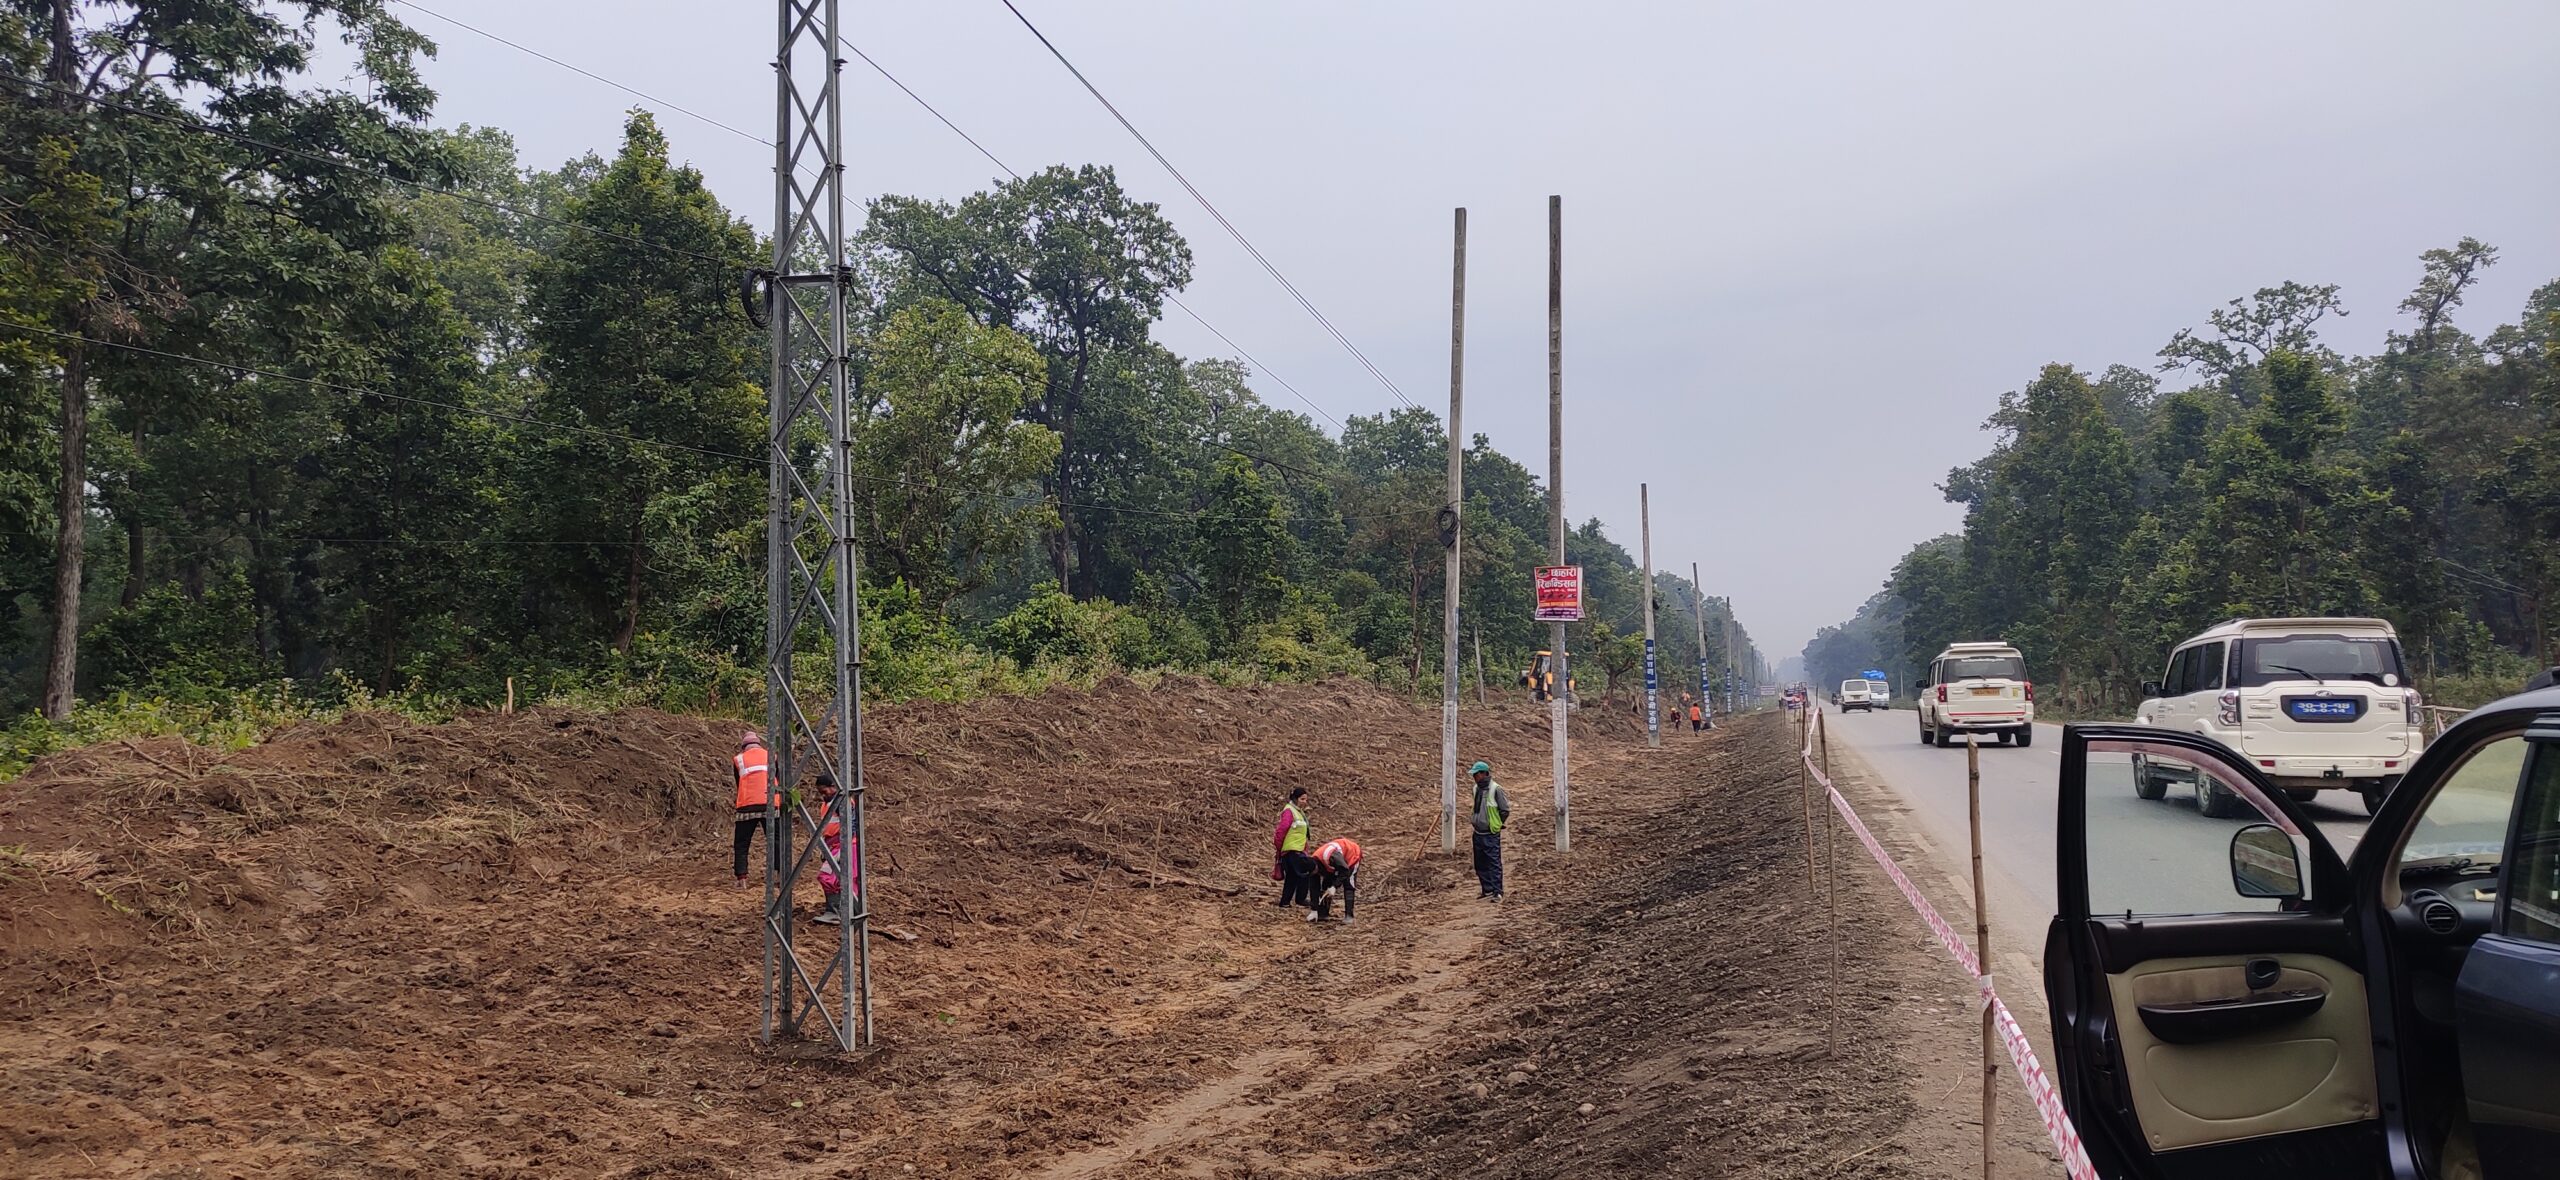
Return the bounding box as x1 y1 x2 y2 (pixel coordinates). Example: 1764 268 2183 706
1803 243 2560 710
0 3 1759 758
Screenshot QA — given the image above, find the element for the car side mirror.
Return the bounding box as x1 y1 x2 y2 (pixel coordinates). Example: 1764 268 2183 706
2140 681 2161 699
2229 824 2303 901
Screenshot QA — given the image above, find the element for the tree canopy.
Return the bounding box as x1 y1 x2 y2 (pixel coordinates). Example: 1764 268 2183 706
1808 243 2560 708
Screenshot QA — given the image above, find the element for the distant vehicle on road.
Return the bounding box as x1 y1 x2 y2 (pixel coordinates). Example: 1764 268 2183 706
2044 685 2560 1180
1868 679 1890 707
1917 642 2034 747
2131 617 2422 816
1838 679 1878 713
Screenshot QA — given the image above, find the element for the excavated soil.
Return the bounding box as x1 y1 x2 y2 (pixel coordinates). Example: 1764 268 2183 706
1 684 1998 1178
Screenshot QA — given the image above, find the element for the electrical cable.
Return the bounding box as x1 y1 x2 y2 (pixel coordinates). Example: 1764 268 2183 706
392 0 774 149
0 322 1438 527
1 71 741 269
833 34 1341 430
994 0 1421 411
344 11 1353 431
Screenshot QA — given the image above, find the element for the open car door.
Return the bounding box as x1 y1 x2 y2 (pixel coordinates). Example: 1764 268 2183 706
2045 723 2387 1179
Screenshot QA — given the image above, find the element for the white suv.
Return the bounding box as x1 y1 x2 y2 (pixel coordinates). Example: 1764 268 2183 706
1839 679 1877 713
1918 642 2034 747
2131 617 2423 816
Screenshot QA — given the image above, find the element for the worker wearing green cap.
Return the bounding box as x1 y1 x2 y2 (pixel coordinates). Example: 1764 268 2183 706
1469 761 1509 900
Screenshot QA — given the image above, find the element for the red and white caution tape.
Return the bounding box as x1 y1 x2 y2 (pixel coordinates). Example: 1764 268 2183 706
1803 723 2100 1180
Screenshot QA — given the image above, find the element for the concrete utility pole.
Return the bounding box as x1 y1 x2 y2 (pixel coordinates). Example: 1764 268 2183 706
1723 608 1737 719
1692 562 1712 730
760 0 870 1051
1640 484 1658 748
1440 207 1466 854
1547 194 1570 853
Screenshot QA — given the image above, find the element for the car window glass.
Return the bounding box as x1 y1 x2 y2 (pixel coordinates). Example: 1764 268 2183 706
2196 642 2225 691
1942 655 2024 680
2235 635 2405 688
2384 734 2527 907
2497 741 2560 944
2166 648 2192 696
2088 744 2302 916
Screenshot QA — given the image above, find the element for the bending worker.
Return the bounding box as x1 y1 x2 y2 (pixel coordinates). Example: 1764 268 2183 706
1470 761 1510 901
1272 786 1318 909
732 731 771 887
1305 836 1361 923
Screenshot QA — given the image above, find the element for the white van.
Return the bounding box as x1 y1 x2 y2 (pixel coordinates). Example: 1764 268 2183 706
1838 679 1877 713
1918 642 2034 747
2132 617 2422 816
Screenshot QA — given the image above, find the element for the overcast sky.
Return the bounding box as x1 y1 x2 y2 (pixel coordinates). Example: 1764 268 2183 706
383 0 2560 658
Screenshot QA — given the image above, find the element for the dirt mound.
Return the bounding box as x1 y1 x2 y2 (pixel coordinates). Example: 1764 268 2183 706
0 677 1606 1177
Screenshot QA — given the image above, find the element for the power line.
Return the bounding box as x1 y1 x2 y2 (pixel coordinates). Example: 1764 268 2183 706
376 10 1351 432
392 0 773 149
0 322 1433 527
1 320 757 462
2 71 739 269
994 0 1421 411
833 34 1341 430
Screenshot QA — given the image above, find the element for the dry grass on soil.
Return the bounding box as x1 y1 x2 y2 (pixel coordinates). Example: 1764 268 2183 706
2 683 2017 1178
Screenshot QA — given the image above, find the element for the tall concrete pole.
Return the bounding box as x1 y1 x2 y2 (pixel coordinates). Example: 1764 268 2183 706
1440 208 1466 854
1724 608 1737 718
1692 562 1712 730
1640 484 1658 748
1547 195 1569 853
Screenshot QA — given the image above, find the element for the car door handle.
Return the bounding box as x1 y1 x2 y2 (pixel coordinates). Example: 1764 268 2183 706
2137 988 2327 1045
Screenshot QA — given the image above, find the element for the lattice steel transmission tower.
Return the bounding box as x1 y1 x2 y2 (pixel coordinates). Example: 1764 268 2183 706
755 0 870 1051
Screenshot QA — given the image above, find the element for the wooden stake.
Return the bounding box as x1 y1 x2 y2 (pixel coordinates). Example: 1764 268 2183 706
505 676 515 715
1808 707 1829 889
1472 625 1487 705
1969 733 1997 1179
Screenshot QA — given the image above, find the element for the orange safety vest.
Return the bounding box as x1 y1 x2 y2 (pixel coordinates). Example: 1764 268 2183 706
734 746 770 809
1312 837 1361 871
1689 705 1703 721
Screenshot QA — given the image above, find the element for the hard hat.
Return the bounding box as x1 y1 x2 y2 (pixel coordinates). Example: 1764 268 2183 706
742 730 764 747
1470 761 1490 775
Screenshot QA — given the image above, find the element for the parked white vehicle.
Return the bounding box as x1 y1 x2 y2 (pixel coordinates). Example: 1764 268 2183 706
2130 617 2422 816
1918 642 2034 747
1838 679 1878 713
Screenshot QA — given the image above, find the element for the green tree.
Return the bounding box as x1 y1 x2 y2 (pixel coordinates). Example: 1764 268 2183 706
4 0 444 716
854 299 1059 611
863 165 1193 597
518 110 759 655
1192 455 1292 644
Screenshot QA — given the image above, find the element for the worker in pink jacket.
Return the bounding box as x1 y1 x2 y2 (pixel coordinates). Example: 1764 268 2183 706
810 772 858 926
1270 787 1316 909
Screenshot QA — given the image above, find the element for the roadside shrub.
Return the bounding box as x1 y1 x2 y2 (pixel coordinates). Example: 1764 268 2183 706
85 575 276 699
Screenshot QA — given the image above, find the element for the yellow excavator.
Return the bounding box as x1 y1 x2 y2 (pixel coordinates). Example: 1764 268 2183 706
1516 650 1577 702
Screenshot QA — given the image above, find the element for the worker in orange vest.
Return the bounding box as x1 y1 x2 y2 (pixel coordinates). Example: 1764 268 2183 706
1306 837 1362 923
731 731 771 887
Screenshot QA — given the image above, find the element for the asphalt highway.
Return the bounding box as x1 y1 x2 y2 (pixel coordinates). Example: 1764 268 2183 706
1816 705 2376 923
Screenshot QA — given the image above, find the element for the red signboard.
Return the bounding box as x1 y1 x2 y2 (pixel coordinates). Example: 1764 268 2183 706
1533 565 1584 621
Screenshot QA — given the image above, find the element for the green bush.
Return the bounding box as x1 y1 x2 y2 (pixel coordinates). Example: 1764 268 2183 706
85 575 277 700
